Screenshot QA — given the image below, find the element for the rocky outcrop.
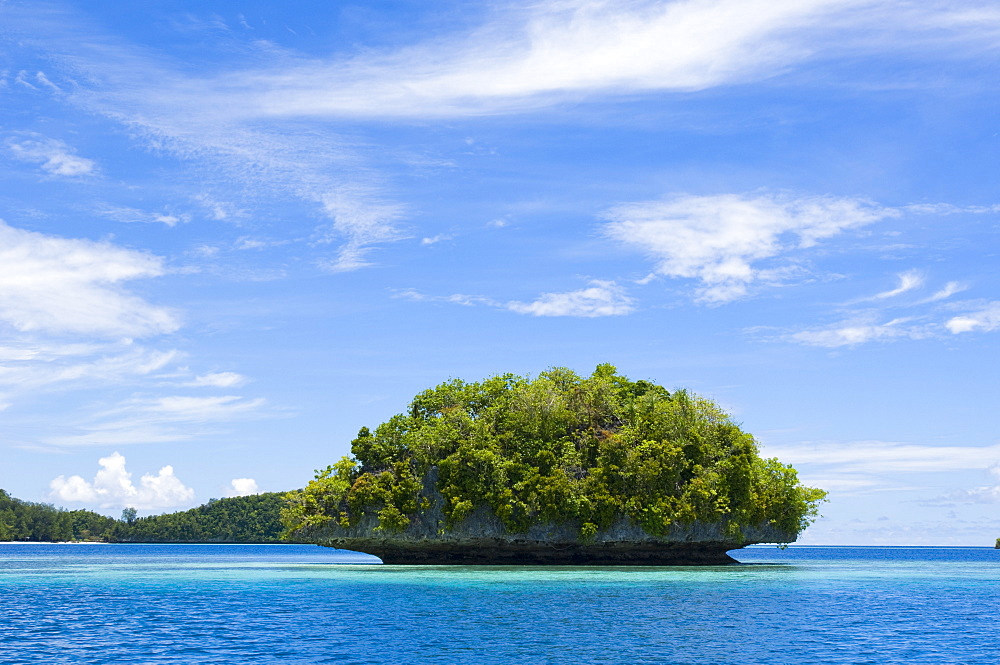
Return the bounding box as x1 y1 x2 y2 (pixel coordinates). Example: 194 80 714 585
306 468 795 565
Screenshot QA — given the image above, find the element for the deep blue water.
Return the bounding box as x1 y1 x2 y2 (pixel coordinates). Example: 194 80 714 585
2 544 999 664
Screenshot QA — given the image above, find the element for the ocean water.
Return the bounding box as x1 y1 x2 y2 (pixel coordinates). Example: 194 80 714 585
1 544 998 664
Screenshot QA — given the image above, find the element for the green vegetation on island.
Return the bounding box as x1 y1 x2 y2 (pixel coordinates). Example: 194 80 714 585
109 493 289 543
283 365 826 550
0 489 288 543
0 489 116 541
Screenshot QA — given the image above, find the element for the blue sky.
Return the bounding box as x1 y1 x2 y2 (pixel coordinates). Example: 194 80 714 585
2 0 1000 545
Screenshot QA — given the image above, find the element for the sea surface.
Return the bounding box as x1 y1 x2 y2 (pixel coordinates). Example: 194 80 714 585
1 543 998 664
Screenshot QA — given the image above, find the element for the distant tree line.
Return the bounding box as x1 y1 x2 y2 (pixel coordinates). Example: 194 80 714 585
110 493 291 543
0 489 291 543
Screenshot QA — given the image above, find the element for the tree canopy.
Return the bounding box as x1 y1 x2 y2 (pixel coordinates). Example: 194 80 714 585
284 365 826 543
0 490 288 543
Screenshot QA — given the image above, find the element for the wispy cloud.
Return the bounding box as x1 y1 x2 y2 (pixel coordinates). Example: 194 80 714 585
216 0 1000 118
395 280 634 317
6 133 96 176
761 440 1000 495
188 372 247 388
934 466 1000 504
945 301 1000 334
790 314 929 347
43 394 267 448
870 269 924 300
507 280 635 317
603 192 895 303
7 0 999 272
0 342 178 393
49 452 195 511
98 206 188 227
0 220 177 338
920 281 967 303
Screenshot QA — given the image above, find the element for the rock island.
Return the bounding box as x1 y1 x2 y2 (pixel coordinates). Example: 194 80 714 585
283 365 825 564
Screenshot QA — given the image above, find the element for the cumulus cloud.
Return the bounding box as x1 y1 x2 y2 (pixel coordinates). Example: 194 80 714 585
0 220 178 338
49 452 195 511
603 193 896 303
506 280 635 317
7 134 96 176
225 478 260 497
945 302 1000 334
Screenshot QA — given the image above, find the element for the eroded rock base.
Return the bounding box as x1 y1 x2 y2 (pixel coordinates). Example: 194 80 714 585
324 540 741 565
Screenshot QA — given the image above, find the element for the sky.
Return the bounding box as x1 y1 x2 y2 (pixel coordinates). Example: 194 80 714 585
1 0 999 545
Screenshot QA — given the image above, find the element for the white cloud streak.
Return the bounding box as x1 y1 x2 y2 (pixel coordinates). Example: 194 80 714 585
44 395 268 447
49 452 195 511
945 302 1000 334
762 440 1000 496
871 269 924 300
506 280 635 317
217 0 1000 118
0 220 178 338
7 0 998 271
603 192 896 303
6 134 96 176
396 280 634 317
790 314 928 347
188 372 247 388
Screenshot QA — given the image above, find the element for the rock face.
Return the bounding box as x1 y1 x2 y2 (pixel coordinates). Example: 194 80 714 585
307 469 795 565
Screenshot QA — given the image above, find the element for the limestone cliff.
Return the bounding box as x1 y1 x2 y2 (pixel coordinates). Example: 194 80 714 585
297 468 795 564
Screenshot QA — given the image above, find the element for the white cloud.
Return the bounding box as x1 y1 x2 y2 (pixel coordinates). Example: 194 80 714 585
10 0 995 273
0 342 178 392
235 0 1000 118
225 478 260 497
395 281 634 317
761 440 1000 496
921 281 967 303
49 452 195 511
945 302 1000 334
98 206 188 227
763 440 1000 474
189 372 247 388
7 134 96 176
790 315 927 347
0 220 178 338
938 466 1000 504
507 280 635 317
871 269 924 300
603 193 896 303
421 234 451 245
44 395 267 447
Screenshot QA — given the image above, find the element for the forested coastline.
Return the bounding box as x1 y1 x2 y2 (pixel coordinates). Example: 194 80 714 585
0 489 289 543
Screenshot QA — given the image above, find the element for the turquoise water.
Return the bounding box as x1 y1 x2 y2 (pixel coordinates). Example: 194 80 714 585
2 544 999 663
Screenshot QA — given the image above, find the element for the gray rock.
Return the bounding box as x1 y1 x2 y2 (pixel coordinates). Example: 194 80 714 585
302 467 795 565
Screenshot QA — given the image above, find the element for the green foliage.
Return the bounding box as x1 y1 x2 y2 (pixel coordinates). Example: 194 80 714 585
0 489 115 541
0 489 289 543
283 365 827 542
109 493 289 543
